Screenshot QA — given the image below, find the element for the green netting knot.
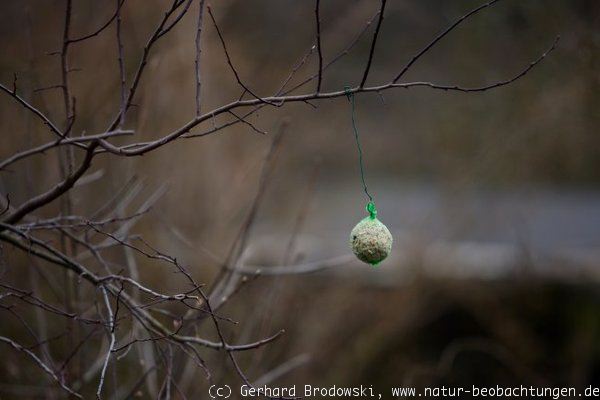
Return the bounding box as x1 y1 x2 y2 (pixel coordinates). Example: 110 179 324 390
366 201 377 219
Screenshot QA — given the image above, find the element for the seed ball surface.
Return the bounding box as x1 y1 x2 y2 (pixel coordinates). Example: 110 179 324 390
350 217 393 265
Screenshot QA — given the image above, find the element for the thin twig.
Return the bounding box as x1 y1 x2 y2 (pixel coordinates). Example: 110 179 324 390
60 0 74 137
33 84 64 93
96 286 116 399
68 0 126 44
206 6 277 106
104 0 195 132
393 0 501 83
0 335 82 398
194 0 206 116
315 0 323 92
0 130 132 171
116 0 126 127
227 111 267 135
209 122 288 310
96 36 558 158
0 83 65 139
360 0 387 88
2 142 98 225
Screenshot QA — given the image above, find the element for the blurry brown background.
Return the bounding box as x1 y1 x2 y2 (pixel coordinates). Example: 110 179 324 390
1 0 599 398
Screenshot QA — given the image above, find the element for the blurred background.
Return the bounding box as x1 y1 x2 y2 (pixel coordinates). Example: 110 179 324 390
1 0 599 398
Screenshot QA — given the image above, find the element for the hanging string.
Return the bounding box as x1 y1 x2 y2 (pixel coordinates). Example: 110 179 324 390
344 85 376 219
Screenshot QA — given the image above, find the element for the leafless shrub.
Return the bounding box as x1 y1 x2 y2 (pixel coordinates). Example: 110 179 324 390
0 0 556 398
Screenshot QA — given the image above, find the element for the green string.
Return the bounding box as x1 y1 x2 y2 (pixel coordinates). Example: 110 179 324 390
344 85 376 219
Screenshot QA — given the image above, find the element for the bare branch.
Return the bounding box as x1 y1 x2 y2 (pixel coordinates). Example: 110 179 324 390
0 335 82 398
60 0 74 136
206 6 277 106
286 9 381 95
180 11 380 141
277 44 316 95
0 83 64 138
156 0 194 40
209 123 287 309
2 142 98 225
0 229 278 353
0 130 132 171
0 283 104 325
104 0 196 132
227 111 267 135
116 0 126 127
315 0 324 92
68 0 126 44
97 10 381 151
195 0 207 116
33 84 64 93
393 0 500 83
96 35 557 158
96 286 116 399
359 0 387 88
